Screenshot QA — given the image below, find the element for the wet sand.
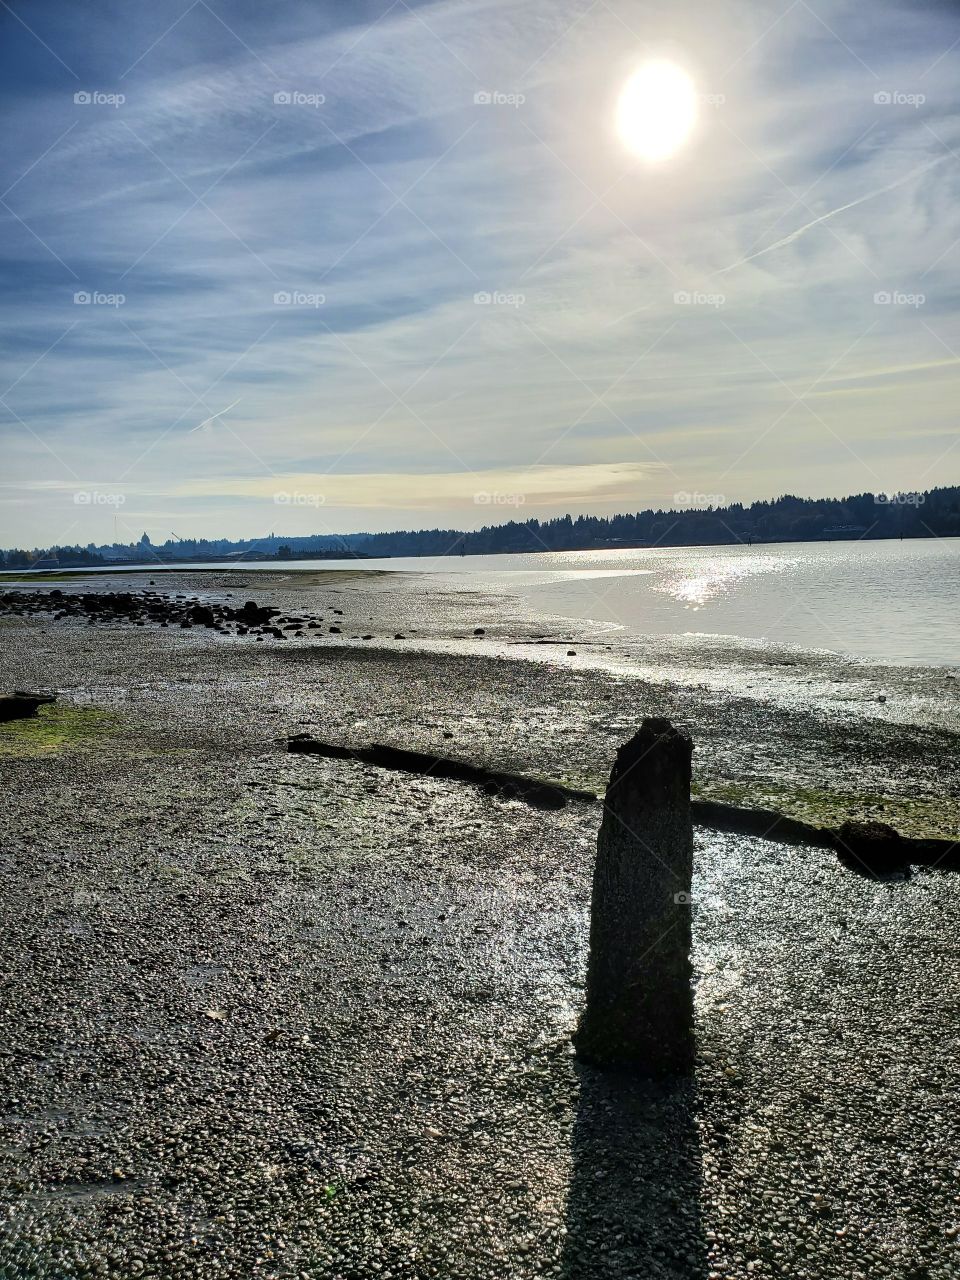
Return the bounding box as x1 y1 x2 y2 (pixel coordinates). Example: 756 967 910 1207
1 571 958 1278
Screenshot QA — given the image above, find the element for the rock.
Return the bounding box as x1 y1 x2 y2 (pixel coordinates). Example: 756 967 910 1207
474 628 485 636
190 605 216 627
833 819 908 877
238 600 273 625
575 717 695 1074
567 650 577 656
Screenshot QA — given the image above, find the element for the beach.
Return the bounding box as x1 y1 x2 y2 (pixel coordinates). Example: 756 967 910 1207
1 568 959 1278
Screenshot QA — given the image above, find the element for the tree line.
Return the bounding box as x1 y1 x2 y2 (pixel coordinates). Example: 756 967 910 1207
2 486 958 567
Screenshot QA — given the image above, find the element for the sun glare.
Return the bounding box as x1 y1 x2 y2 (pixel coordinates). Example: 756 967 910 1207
616 60 698 163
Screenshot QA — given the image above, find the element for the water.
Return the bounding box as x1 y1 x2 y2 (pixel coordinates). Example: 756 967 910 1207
517 540 960 667
17 539 959 666
422 539 958 667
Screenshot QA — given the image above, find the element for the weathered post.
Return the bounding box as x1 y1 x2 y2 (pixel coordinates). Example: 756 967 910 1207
575 717 694 1074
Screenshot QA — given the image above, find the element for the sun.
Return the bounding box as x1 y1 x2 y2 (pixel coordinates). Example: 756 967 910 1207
616 60 698 163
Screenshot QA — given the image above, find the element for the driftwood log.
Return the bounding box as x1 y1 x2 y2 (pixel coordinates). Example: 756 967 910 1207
0 691 56 723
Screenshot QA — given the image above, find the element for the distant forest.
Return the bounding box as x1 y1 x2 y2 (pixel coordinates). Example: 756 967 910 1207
2 486 958 568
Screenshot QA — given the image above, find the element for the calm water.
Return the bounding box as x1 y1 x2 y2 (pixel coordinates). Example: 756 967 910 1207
423 539 959 666
516 540 960 667
56 538 959 667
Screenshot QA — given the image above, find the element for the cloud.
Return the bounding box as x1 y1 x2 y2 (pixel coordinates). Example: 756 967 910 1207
718 154 950 274
171 460 665 508
2 0 960 545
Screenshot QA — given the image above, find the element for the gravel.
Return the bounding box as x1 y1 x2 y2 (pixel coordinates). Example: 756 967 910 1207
0 573 958 1279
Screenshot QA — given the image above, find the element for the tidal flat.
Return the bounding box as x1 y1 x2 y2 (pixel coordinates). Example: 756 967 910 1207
1 570 958 1279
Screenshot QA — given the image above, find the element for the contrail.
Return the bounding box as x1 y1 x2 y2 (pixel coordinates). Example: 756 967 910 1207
719 154 948 274
190 398 241 433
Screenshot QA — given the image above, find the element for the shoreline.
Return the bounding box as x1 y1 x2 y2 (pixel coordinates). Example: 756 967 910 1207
1 573 957 839
4 542 958 673
1 580 959 1278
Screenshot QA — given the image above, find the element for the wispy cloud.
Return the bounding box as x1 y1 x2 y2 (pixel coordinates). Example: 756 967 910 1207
719 153 950 273
1 0 959 545
176 460 664 507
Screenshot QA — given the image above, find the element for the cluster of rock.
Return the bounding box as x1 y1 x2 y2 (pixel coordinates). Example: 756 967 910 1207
0 588 345 640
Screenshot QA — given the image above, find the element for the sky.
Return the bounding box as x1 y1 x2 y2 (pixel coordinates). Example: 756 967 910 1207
1 0 959 548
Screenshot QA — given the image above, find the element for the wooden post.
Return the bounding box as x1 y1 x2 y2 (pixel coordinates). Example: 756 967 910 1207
575 718 695 1074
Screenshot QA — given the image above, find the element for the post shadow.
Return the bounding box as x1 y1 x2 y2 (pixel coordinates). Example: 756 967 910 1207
560 1064 707 1279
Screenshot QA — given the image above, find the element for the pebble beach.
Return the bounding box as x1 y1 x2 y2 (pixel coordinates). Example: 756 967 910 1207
1 568 958 1279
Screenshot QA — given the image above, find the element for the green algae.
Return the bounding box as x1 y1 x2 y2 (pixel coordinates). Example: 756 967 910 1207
692 778 954 841
572 771 954 841
0 703 118 759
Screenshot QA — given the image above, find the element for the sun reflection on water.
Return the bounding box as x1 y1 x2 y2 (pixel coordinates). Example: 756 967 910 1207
658 555 793 610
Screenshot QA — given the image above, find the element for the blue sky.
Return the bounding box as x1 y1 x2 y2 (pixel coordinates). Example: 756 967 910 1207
1 0 959 547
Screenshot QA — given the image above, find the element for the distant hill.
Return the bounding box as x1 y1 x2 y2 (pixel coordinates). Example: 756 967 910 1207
2 486 958 568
